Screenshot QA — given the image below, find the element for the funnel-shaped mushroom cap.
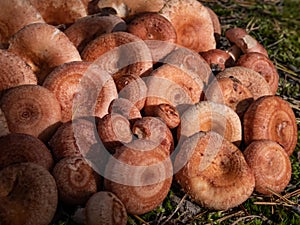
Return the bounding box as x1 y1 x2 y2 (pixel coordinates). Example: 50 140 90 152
8 23 81 83
29 0 88 25
0 162 58 225
243 95 298 156
0 84 62 142
175 131 255 210
0 0 44 46
160 0 216 52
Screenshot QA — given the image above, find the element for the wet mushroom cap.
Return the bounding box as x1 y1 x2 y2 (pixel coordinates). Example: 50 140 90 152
243 95 298 156
0 162 58 225
0 133 54 170
243 140 292 195
85 191 127 225
175 131 255 210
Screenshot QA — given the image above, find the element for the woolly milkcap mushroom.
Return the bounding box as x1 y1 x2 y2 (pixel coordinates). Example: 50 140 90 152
174 131 255 210
29 0 88 25
0 162 58 225
0 108 9 137
52 156 101 205
160 0 216 52
243 95 298 156
236 52 279 94
225 27 268 57
205 76 254 118
0 133 53 170
85 191 127 225
178 101 242 146
205 6 221 45
0 0 44 47
243 140 292 195
8 23 81 83
81 31 152 81
0 49 37 93
216 66 273 100
104 139 173 215
64 13 127 53
0 84 62 142
108 98 142 122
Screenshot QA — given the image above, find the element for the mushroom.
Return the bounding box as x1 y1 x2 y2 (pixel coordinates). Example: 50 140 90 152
64 13 127 53
108 98 142 122
243 95 298 156
0 108 9 137
175 131 255 210
97 113 133 153
104 139 173 215
85 191 128 225
0 162 58 225
8 23 81 83
0 84 62 142
160 0 216 52
0 133 54 170
236 52 279 94
243 140 292 195
29 0 88 25
0 0 44 47
52 156 101 205
0 49 37 93
205 6 221 45
205 76 254 118
178 101 242 146
81 31 153 81
225 27 268 57
216 66 273 100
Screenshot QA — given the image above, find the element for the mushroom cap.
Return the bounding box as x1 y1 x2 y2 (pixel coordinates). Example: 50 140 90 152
0 84 62 142
85 191 127 225
0 0 44 46
236 52 279 94
243 95 298 156
243 140 292 195
160 0 216 52
0 133 53 170
0 162 58 225
64 13 127 53
178 101 242 146
43 61 93 122
216 66 273 100
29 0 88 25
0 108 9 137
175 131 255 210
205 6 221 44
8 23 81 83
0 49 37 93
52 156 101 205
104 139 173 215
108 98 142 122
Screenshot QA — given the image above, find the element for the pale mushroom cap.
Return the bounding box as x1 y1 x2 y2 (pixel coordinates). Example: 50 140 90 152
85 191 127 225
160 0 216 52
244 140 292 195
175 131 255 210
108 98 142 121
0 162 58 225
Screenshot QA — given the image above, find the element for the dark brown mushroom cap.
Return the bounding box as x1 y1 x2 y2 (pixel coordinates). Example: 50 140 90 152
175 131 255 210
243 140 292 195
160 0 216 52
0 49 37 93
29 0 88 25
85 191 127 225
243 95 298 156
8 23 81 83
0 84 62 142
0 0 44 46
64 13 127 53
216 66 273 100
104 139 173 215
52 156 101 205
0 108 9 137
43 61 93 122
0 162 58 225
0 133 53 170
236 52 279 94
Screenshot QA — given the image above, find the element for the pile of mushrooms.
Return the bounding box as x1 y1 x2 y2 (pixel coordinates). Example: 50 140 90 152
0 0 298 224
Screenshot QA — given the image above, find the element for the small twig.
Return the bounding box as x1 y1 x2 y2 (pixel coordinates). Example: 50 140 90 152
133 215 150 225
231 215 262 225
213 210 245 224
